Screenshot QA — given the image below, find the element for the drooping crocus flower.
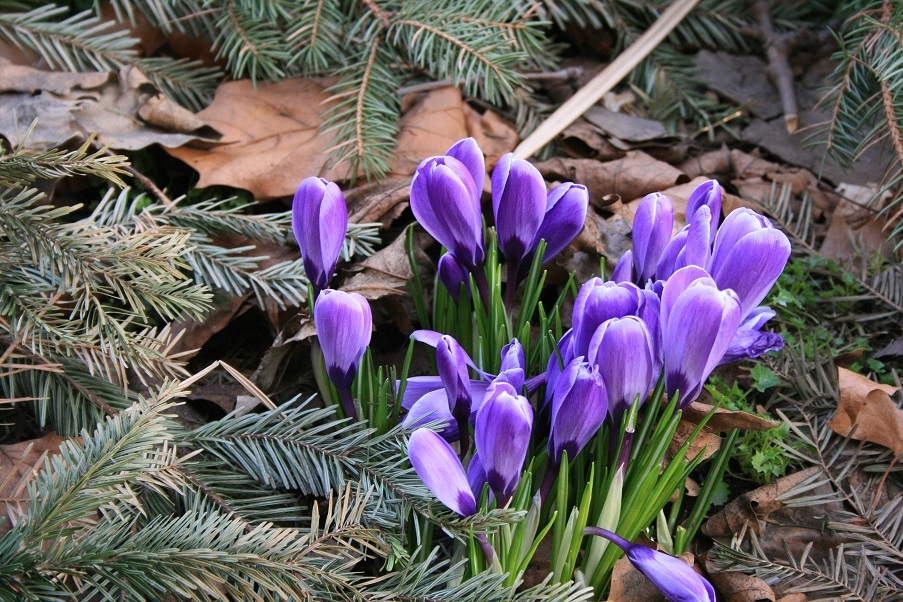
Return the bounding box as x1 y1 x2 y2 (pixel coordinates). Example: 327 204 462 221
292 177 348 296
709 208 791 319
661 266 742 408
718 306 784 364
584 527 717 602
410 155 485 271
314 289 372 418
437 252 470 301
587 316 655 424
474 381 533 505
408 428 476 516
685 179 722 242
491 153 547 270
632 192 674 284
529 182 589 264
437 334 474 451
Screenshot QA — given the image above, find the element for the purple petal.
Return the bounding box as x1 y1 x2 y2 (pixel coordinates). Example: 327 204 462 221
411 330 492 380
683 204 712 270
632 192 674 284
403 389 458 440
437 253 470 302
588 317 654 422
474 382 533 504
446 137 485 197
718 307 783 364
656 227 689 281
572 279 643 357
492 154 546 266
437 335 472 414
466 451 489 501
686 179 722 241
710 215 791 318
314 290 372 389
532 182 589 262
409 429 476 516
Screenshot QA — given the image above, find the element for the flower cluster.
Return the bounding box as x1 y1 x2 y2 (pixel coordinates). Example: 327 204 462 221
292 138 791 599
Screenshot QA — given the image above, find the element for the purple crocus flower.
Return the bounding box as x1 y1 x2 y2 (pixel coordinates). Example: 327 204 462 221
661 267 742 408
408 429 476 516
292 177 348 296
656 226 690 282
709 208 791 319
474 381 533 505
584 527 717 602
587 316 655 424
491 153 547 270
632 192 674 284
411 155 485 270
529 182 589 263
314 289 372 389
495 339 525 391
685 179 722 241
467 451 489 501
437 335 472 415
437 252 470 301
612 250 634 283
548 358 608 466
654 205 711 282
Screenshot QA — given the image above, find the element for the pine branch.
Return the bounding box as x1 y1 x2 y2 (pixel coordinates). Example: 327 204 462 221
0 133 129 188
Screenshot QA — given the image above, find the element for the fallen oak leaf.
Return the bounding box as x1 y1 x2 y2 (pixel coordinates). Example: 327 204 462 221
683 401 781 432
0 433 69 536
827 367 903 455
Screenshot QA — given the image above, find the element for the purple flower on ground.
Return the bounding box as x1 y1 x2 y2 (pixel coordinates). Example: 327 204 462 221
632 192 674 284
584 527 716 602
491 153 547 271
409 429 476 516
292 177 348 295
718 306 784 364
661 267 742 408
474 381 533 505
709 208 791 319
411 155 485 270
314 289 372 392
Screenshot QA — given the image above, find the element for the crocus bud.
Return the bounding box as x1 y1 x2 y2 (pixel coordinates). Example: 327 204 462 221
548 358 607 466
661 267 742 408
710 208 791 319
588 316 655 424
632 192 674 284
656 227 689 281
474 381 533 505
683 204 712 270
409 429 476 516
686 179 722 241
411 155 485 270
572 279 644 357
583 527 717 602
446 137 485 192
292 177 348 295
530 182 589 263
314 289 372 392
437 335 472 415
491 153 547 268
495 339 525 391
437 252 470 302
467 451 488 501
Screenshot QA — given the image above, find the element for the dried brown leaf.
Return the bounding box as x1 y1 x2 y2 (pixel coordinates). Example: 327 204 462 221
706 557 775 602
827 367 903 455
0 433 68 536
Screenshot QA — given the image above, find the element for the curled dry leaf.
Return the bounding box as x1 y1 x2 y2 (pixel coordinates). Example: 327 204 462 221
345 176 412 226
668 419 722 463
342 231 415 301
827 367 903 455
684 401 781 432
0 433 68 536
536 151 687 211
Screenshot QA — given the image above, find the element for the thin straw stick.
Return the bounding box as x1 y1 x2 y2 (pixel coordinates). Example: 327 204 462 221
513 0 701 159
